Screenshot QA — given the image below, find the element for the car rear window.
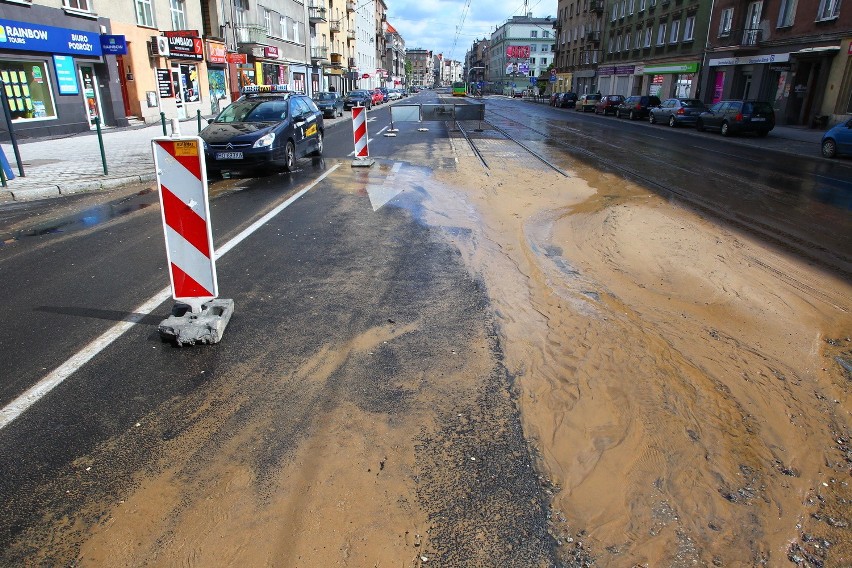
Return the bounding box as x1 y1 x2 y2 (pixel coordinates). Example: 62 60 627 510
680 99 704 107
743 102 773 114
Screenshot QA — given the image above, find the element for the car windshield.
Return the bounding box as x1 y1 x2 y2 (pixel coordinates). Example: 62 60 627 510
215 98 288 123
680 99 704 107
315 93 337 101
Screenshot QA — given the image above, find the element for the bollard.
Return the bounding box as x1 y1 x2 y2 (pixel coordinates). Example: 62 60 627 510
94 117 108 175
160 111 167 136
170 118 181 138
197 109 202 133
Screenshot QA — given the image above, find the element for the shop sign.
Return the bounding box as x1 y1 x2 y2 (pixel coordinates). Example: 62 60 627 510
0 18 102 56
615 65 636 75
598 65 615 76
100 34 127 55
642 62 699 74
206 41 226 64
264 46 279 59
163 30 202 60
324 68 344 76
226 52 247 64
156 68 174 98
53 54 79 95
708 53 790 66
361 73 370 78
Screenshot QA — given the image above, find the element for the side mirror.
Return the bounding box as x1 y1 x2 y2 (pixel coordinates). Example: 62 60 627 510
207 118 214 125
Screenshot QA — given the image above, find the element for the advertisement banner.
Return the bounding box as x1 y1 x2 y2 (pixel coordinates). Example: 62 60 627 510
0 18 102 56
506 45 531 59
206 40 226 64
53 55 79 95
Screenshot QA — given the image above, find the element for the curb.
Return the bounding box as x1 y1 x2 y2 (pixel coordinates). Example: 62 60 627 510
6 173 158 202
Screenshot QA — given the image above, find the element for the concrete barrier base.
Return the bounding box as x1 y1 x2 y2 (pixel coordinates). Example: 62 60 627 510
158 299 235 346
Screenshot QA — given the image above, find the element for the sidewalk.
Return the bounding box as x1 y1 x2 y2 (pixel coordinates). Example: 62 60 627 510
0 117 207 203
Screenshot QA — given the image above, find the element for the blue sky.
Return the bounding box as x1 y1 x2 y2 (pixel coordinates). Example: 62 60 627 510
386 0 555 62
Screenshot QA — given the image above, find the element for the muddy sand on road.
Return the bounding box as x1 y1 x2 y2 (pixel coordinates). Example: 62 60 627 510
424 151 852 566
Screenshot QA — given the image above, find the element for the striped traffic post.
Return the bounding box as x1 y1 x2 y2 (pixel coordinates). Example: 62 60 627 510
351 105 374 167
152 129 234 345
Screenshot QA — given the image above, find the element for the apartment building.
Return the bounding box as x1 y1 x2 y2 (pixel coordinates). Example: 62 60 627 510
554 0 605 94
598 0 712 98
700 0 851 125
464 38 489 87
384 21 405 87
488 14 556 95
312 0 357 93
407 48 433 87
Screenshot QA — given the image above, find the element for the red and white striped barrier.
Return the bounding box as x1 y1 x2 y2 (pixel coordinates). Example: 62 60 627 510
351 106 374 167
152 136 218 311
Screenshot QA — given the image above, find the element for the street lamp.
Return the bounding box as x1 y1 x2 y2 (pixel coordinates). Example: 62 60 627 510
468 66 484 95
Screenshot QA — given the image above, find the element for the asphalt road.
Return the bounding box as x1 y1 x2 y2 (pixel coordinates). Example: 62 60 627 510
0 90 848 566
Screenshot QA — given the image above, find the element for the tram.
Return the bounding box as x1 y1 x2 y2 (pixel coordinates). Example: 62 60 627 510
451 81 466 96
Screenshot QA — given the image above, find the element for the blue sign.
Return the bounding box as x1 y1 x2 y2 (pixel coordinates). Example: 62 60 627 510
0 147 15 181
0 19 102 56
53 55 79 95
100 34 127 55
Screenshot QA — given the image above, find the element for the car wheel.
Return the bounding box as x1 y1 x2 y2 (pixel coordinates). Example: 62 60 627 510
669 115 676 128
822 138 837 158
311 131 323 156
649 113 656 124
283 140 296 171
721 121 731 136
696 119 705 132
629 110 636 120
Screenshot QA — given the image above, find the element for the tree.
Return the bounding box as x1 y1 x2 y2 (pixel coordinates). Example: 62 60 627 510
537 63 555 95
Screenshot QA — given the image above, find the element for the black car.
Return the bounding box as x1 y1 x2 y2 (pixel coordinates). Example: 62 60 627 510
615 95 661 120
649 98 707 127
343 90 373 110
313 91 344 118
557 92 578 108
200 85 323 175
696 100 775 137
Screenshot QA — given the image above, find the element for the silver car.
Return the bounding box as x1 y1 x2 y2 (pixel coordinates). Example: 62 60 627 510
649 98 707 127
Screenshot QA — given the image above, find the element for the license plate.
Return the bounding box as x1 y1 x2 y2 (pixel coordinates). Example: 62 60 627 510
215 151 243 159
751 117 766 122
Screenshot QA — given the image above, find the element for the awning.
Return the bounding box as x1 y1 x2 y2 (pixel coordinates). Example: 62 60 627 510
794 46 840 54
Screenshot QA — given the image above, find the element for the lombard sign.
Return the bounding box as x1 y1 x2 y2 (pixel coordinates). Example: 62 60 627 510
0 18 102 56
708 53 790 66
164 30 203 60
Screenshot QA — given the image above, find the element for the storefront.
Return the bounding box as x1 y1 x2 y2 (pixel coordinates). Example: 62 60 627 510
642 62 700 99
573 69 597 95
598 65 639 95
0 10 125 139
555 72 573 94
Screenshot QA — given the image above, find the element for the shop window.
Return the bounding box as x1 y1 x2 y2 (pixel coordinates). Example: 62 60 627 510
174 63 200 102
1 61 56 121
135 0 156 28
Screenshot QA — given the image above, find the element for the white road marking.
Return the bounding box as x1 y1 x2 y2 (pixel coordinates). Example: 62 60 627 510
0 164 342 430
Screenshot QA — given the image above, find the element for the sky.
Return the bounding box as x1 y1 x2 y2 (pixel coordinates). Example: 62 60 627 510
385 0 556 63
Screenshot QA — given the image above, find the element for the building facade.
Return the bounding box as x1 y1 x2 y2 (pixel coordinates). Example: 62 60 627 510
554 0 605 94
464 38 489 89
700 0 851 125
353 0 379 89
598 0 712 98
383 21 405 87
488 15 556 95
0 1 129 139
407 47 432 86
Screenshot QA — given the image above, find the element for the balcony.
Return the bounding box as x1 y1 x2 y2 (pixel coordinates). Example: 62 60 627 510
308 3 327 23
311 46 329 61
346 0 356 11
347 29 356 41
348 57 356 68
329 19 341 33
717 27 763 50
590 0 604 12
578 49 600 66
586 30 601 43
235 24 267 44
330 53 344 66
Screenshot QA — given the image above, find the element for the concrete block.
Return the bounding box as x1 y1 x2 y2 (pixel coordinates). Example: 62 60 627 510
158 299 235 346
139 173 157 183
10 186 61 201
351 157 375 168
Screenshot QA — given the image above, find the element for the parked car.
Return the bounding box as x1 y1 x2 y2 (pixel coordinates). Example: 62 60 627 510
696 100 775 137
649 98 707 127
821 118 852 158
576 93 601 112
386 89 402 101
312 91 344 118
201 85 323 175
343 90 373 110
595 95 625 116
615 95 661 120
557 92 578 108
549 92 561 106
371 89 385 105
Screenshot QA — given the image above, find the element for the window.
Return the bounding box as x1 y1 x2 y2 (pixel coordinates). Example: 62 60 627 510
684 15 695 40
816 0 839 20
170 0 186 30
135 0 155 27
542 58 548 65
616 34 622 51
670 19 680 42
64 0 91 10
657 22 667 44
264 9 272 34
531 44 538 51
629 0 635 13
531 30 539 37
719 8 733 35
280 15 286 38
293 19 300 43
233 0 247 27
644 26 652 46
636 30 642 47
544 31 551 37
621 0 627 16
640 0 646 9
625 32 631 50
0 61 57 121
777 0 797 25
608 36 614 52
612 6 618 20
